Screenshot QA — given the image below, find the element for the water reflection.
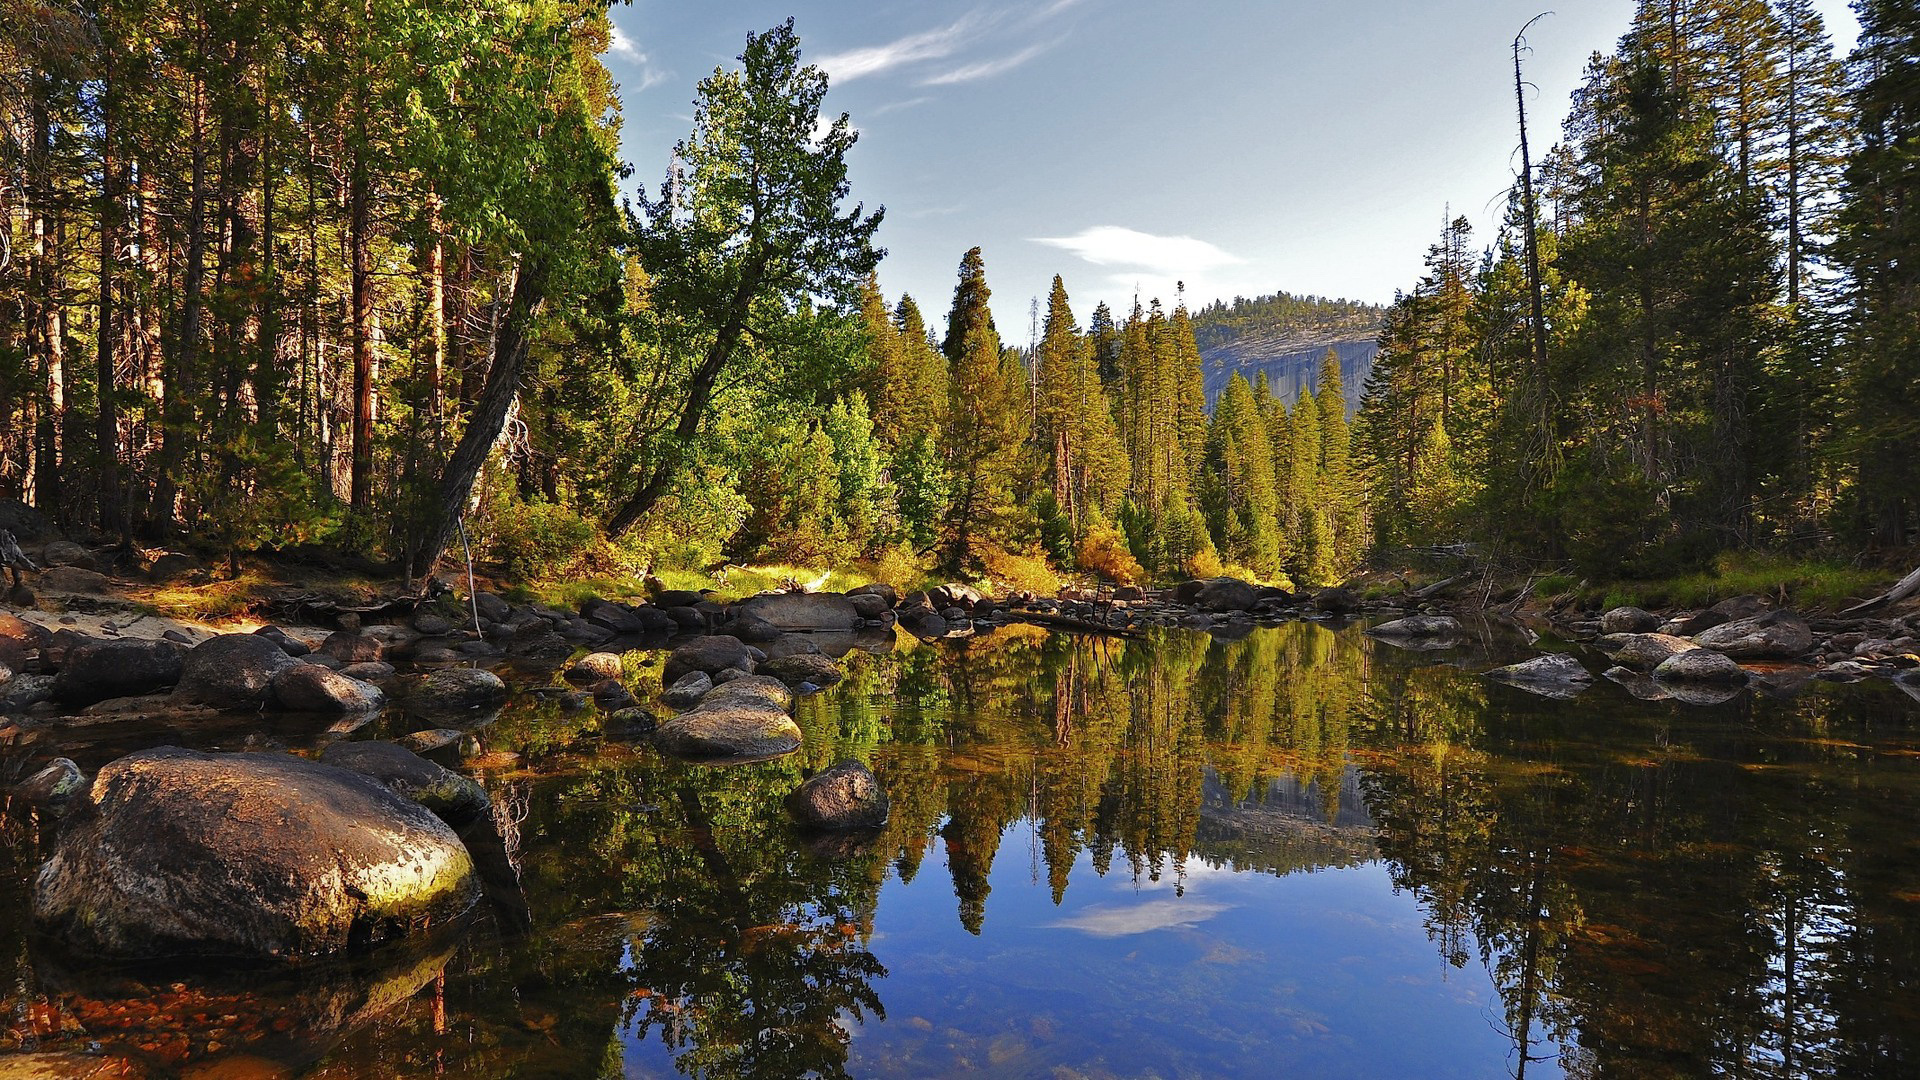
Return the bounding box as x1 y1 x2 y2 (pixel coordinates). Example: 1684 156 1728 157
0 621 1917 1077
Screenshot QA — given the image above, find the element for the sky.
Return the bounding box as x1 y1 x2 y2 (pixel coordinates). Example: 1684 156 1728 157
604 1 1860 336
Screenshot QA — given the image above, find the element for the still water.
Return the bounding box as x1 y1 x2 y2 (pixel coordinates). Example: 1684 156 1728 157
3 620 1919 1078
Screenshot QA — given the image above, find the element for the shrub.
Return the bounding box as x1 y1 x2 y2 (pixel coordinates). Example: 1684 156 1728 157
982 546 1061 595
483 498 601 583
1078 517 1145 585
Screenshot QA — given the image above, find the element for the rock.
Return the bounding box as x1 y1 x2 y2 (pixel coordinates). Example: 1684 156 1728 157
409 667 507 714
567 651 624 684
319 740 490 827
761 634 823 660
663 606 707 631
1601 606 1663 634
660 670 714 710
0 613 47 669
254 624 312 657
1600 633 1699 671
899 610 947 638
49 638 185 707
412 612 455 636
1673 594 1773 637
1603 666 1674 702
1693 610 1814 660
847 582 898 608
733 592 862 632
928 583 985 610
2 674 55 713
588 678 637 710
505 627 572 663
471 592 512 623
604 706 658 738
41 540 98 570
0 498 51 539
580 599 647 635
1367 615 1465 640
700 674 794 712
654 589 706 609
1194 578 1258 613
0 1051 153 1078
272 665 386 712
848 593 891 620
32 747 479 962
14 758 86 807
787 761 889 830
36 566 112 594
1487 653 1593 686
713 666 753 684
652 701 802 760
1654 648 1751 685
173 633 301 710
340 660 397 681
398 728 466 756
1314 587 1362 614
758 652 844 688
1817 660 1876 682
147 552 198 583
317 631 383 665
663 635 750 686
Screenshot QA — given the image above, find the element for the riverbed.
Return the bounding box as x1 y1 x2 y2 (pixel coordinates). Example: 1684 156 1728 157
3 619 1917 1078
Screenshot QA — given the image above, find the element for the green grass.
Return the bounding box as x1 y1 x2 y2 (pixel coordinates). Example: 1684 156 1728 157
1591 553 1888 613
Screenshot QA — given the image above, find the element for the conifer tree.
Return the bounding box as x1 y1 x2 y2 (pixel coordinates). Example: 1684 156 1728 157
941 248 1025 569
1315 351 1362 572
1285 389 1322 576
1200 373 1282 578
1036 276 1128 531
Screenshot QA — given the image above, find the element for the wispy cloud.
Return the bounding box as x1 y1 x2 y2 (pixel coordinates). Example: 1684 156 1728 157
1048 899 1233 938
872 96 933 116
1034 226 1247 275
817 14 988 83
608 25 670 91
922 40 1057 86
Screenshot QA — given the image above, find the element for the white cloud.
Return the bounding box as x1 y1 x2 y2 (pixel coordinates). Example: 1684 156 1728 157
607 25 671 92
1034 226 1246 275
818 15 987 83
1047 898 1233 938
922 40 1057 86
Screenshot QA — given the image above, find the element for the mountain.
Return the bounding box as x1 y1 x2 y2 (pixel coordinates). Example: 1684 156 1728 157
1190 292 1386 417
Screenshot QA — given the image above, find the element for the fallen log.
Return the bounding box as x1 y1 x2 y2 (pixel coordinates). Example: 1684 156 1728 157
1011 611 1145 639
1841 565 1920 617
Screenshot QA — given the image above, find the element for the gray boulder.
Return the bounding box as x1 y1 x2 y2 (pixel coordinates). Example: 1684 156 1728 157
567 651 625 684
1195 578 1258 613
50 638 184 707
1486 654 1593 697
660 671 714 710
733 592 862 632
1 674 55 713
1654 648 1750 685
320 740 489 827
254 624 312 657
848 582 898 608
1367 615 1465 641
32 748 479 962
700 675 793 712
40 540 97 570
663 635 750 686
173 632 301 710
653 702 802 760
848 593 891 620
472 592 512 623
1600 633 1699 671
1601 606 1663 634
340 661 397 681
788 761 889 831
272 665 386 713
1314 587 1362 614
409 667 507 714
1673 594 1772 637
1693 610 1814 660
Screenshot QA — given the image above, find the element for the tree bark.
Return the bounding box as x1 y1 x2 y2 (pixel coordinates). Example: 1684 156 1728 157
408 259 544 580
97 46 125 539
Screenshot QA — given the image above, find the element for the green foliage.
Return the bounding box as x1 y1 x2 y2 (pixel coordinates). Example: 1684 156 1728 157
480 493 603 583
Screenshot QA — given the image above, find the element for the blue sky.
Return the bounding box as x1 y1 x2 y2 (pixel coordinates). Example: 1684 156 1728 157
605 1 1860 336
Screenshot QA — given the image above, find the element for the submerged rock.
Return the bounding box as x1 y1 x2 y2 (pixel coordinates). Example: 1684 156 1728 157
653 701 801 760
660 671 714 710
758 652 845 688
662 635 750 687
33 747 478 962
320 740 490 827
1367 615 1465 641
788 761 889 831
1487 653 1593 687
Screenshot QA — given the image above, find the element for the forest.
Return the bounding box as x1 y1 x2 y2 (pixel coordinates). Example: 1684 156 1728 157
1 0 1914 592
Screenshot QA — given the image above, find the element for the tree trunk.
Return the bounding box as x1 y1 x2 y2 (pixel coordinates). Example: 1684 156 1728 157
348 98 375 509
97 47 126 540
157 75 211 532
409 259 545 580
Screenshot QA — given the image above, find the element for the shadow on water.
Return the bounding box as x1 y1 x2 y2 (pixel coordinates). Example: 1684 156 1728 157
1 620 1918 1077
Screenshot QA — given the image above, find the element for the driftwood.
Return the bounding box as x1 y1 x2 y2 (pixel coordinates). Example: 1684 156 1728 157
1408 572 1475 601
1011 611 1145 639
1841 565 1920 617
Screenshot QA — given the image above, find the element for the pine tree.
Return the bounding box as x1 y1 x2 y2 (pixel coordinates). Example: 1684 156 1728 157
1285 389 1322 576
1200 373 1282 578
941 248 1025 570
1315 350 1362 573
1036 276 1129 532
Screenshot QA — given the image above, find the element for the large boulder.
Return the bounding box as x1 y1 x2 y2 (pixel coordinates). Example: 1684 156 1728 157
1673 594 1773 637
699 675 793 712
1600 633 1699 671
663 635 751 686
847 582 898 608
33 748 479 962
40 540 97 570
848 592 892 620
732 592 862 632
928 583 985 611
1367 615 1465 641
1314 587 1363 614
653 701 802 760
1601 606 1663 635
660 670 714 710
318 631 384 665
758 652 845 688
1195 578 1258 613
1654 648 1750 685
172 633 301 710
787 761 889 831
49 638 184 707
1487 653 1593 689
408 667 507 715
36 566 113 595
319 740 490 827
271 664 386 713
1693 610 1814 660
